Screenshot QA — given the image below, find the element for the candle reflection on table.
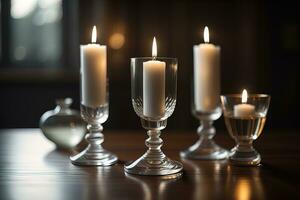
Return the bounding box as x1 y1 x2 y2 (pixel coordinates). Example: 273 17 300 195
226 165 265 200
182 159 228 199
125 173 182 200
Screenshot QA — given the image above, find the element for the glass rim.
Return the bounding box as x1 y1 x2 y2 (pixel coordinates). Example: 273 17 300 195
220 94 270 98
131 57 178 61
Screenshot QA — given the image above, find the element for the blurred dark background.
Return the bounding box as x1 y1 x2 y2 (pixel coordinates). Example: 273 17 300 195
0 0 299 131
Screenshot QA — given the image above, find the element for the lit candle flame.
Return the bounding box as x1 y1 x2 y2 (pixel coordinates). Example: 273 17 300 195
242 89 248 103
91 25 97 43
204 26 209 43
152 37 157 58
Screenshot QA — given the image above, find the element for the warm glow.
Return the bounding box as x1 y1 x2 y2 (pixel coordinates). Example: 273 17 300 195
235 179 251 200
152 37 157 58
109 33 125 49
242 89 248 103
91 26 97 43
204 26 209 43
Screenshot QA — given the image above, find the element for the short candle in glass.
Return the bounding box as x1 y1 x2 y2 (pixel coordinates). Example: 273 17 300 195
124 37 183 176
180 26 228 160
221 90 271 166
70 26 118 166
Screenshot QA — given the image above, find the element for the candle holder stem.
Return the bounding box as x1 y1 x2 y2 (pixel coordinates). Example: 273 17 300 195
125 119 182 176
195 120 227 157
181 115 228 160
85 123 105 153
199 120 215 139
145 130 166 161
70 105 118 166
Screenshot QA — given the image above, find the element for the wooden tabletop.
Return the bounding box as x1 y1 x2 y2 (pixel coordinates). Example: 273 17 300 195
0 128 299 200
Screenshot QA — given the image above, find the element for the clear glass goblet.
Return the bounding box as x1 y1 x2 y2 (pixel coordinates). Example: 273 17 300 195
180 88 228 160
220 94 270 166
124 57 183 176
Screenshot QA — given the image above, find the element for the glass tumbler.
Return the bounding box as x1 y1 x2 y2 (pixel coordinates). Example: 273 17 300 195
221 94 270 166
124 57 183 176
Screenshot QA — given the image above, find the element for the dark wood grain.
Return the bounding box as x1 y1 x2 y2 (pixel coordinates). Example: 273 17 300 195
0 129 300 200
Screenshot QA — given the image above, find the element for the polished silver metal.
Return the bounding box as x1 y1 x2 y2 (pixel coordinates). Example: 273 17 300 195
180 107 228 160
70 105 118 166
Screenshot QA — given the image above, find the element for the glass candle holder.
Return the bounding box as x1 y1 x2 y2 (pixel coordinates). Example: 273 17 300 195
180 87 228 160
70 43 118 166
70 87 118 166
220 94 270 166
70 103 118 165
125 57 183 176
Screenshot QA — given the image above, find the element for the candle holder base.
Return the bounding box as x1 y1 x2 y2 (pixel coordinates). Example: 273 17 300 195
70 105 118 166
180 112 228 160
70 145 118 166
125 123 183 176
229 146 261 166
125 154 183 176
180 138 228 160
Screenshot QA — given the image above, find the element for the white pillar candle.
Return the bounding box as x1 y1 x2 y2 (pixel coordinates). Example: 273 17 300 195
234 89 255 117
143 37 166 118
194 26 220 112
80 26 107 108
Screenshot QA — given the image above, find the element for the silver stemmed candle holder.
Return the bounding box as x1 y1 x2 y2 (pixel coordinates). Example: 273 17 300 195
124 55 183 175
180 26 228 160
70 26 118 166
180 105 228 160
70 104 118 166
221 90 270 166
